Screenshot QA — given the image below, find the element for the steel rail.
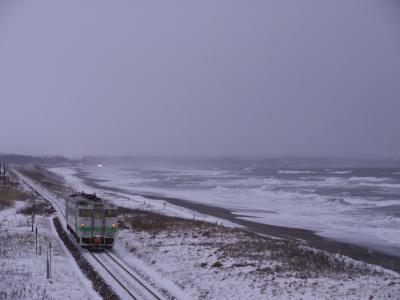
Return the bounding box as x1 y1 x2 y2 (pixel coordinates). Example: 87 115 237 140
104 250 162 300
89 251 138 300
16 171 65 217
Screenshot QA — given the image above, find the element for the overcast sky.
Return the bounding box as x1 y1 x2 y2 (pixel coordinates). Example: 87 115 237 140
1 1 399 158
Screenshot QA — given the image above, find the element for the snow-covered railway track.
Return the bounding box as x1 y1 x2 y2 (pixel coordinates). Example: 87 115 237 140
15 170 66 218
88 250 163 300
88 251 139 300
106 250 162 299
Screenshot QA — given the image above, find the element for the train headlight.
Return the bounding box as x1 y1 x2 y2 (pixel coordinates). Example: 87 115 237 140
112 223 118 228
80 223 86 227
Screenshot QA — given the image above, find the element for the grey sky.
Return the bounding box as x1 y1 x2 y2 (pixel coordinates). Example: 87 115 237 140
1 1 399 158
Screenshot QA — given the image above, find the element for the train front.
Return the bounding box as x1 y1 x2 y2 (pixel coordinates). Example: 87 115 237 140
78 203 119 248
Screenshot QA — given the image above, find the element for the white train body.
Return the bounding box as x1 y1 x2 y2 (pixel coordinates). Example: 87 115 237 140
65 192 118 248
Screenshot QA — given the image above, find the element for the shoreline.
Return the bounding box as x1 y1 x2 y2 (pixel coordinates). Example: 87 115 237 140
75 168 400 274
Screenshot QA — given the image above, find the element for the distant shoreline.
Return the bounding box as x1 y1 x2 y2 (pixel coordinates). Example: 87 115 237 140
75 168 400 274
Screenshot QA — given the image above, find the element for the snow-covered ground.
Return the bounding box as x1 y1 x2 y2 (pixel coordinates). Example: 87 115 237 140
0 195 99 300
48 166 400 299
114 217 400 300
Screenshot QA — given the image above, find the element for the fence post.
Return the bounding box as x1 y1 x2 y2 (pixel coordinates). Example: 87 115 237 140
49 241 52 278
35 227 38 254
4 161 7 185
46 251 49 279
2 161 5 185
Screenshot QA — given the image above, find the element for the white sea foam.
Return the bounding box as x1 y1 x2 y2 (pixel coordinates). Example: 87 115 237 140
359 182 400 189
348 176 389 182
322 177 344 184
278 170 318 174
341 198 400 207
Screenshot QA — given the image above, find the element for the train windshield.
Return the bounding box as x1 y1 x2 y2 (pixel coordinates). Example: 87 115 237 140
94 210 103 219
105 210 117 217
79 209 92 217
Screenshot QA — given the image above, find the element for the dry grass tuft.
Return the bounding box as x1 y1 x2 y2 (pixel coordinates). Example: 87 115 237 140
119 206 220 234
0 186 29 210
18 167 69 195
218 237 374 278
18 201 55 216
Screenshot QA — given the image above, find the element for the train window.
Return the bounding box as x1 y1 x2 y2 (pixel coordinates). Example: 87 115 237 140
94 210 103 219
79 209 92 217
105 210 117 217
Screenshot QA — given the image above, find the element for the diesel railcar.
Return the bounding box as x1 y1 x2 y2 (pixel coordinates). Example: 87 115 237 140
65 192 118 248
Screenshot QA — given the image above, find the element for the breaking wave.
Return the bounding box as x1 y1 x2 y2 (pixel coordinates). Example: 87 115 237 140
278 170 318 174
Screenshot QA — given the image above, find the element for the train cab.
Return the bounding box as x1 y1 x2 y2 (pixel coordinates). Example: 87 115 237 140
66 192 118 248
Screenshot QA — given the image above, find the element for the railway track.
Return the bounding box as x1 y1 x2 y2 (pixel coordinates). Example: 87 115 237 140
104 250 162 299
15 171 66 217
14 170 165 300
88 250 163 300
88 251 139 300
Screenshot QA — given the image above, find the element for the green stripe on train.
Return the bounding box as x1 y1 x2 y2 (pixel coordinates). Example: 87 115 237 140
78 226 118 232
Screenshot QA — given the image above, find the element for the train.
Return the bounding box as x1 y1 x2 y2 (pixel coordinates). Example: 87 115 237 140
65 192 118 248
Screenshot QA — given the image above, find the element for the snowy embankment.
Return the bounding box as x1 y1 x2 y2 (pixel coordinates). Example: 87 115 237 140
48 166 400 299
0 187 99 299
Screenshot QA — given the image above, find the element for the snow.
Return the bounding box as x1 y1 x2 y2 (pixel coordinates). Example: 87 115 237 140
112 242 193 300
0 200 100 300
114 224 400 300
